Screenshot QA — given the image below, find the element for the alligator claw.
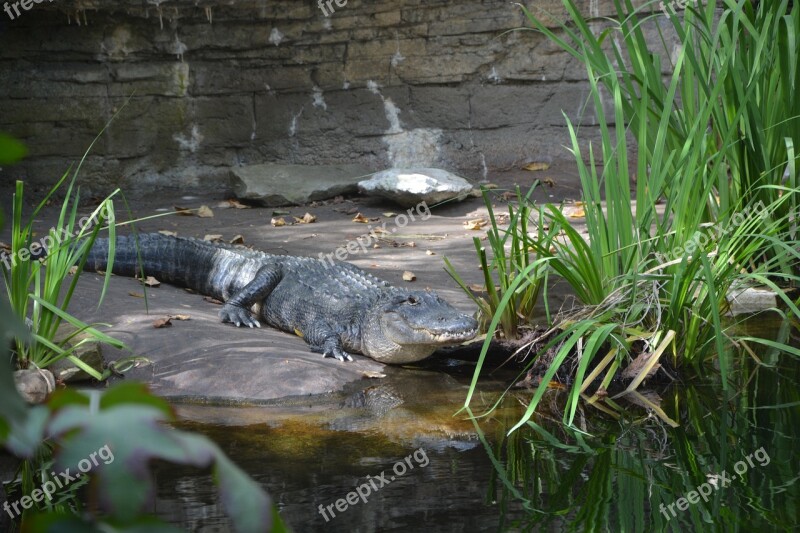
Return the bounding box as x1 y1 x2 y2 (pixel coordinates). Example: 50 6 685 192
323 349 354 362
220 303 260 328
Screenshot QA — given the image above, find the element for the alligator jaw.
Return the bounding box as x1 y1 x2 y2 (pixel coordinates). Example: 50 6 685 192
363 295 480 363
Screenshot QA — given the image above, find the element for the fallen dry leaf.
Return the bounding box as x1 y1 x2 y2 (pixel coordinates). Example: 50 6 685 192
230 235 244 244
218 199 250 209
468 284 500 293
271 217 287 227
464 218 488 230
352 213 370 224
204 234 223 242
621 351 661 381
523 161 550 172
197 205 214 218
294 213 316 224
426 250 436 255
383 212 398 218
402 271 417 282
68 266 79 275
142 276 161 287
334 206 359 215
569 208 586 219
152 317 173 329
129 292 144 298
173 205 193 216
159 230 178 237
203 296 224 305
169 314 191 321
542 178 556 187
0 241 10 252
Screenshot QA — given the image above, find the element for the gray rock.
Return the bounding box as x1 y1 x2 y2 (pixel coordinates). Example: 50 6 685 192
727 285 778 316
14 369 55 404
231 164 373 206
358 168 474 207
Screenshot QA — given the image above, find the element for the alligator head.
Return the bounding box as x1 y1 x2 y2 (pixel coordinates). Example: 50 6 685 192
361 290 479 364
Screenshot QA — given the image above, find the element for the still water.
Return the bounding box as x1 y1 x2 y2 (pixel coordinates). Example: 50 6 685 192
153 331 800 532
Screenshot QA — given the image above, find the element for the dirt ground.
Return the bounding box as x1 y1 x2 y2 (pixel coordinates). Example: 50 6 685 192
0 164 584 402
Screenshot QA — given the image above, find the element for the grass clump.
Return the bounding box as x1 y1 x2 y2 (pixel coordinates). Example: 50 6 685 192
445 185 551 340
1 135 127 381
460 0 800 430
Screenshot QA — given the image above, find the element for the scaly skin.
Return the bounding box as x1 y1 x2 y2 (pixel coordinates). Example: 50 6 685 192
86 234 478 364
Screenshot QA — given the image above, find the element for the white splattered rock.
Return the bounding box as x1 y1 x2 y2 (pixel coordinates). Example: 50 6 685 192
358 168 474 207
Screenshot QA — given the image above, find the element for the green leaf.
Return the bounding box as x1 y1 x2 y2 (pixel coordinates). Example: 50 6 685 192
99 381 173 415
5 406 49 458
0 133 27 164
214 450 273 533
47 389 273 531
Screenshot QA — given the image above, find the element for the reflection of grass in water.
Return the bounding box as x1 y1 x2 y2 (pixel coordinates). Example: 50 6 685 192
472 355 800 531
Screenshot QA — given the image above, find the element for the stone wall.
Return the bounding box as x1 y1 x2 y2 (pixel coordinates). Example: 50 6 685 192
0 0 665 193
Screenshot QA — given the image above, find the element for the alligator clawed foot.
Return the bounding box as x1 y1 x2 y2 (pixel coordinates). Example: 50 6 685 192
219 303 261 328
323 349 354 362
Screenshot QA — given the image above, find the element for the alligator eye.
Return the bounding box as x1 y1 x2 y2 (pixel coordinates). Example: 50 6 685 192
407 296 419 305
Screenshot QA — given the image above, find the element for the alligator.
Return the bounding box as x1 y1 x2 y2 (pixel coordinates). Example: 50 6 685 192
85 233 478 364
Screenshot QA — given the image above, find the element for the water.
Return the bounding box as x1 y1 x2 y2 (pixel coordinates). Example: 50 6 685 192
151 328 800 532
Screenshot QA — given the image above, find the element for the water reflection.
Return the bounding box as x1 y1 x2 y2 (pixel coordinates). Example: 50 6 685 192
151 343 799 531
480 355 800 531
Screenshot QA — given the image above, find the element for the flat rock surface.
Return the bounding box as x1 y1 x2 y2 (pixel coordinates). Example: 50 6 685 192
231 163 373 206
0 165 582 403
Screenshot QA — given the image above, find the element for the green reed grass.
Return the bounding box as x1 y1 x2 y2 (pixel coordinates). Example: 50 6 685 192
461 0 800 430
2 136 126 379
445 185 551 339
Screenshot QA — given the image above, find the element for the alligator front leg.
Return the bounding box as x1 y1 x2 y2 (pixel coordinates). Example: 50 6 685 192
219 264 282 328
306 327 355 362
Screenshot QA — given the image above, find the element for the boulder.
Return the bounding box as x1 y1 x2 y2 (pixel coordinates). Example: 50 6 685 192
727 285 778 316
14 369 55 404
358 168 474 207
231 164 373 206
